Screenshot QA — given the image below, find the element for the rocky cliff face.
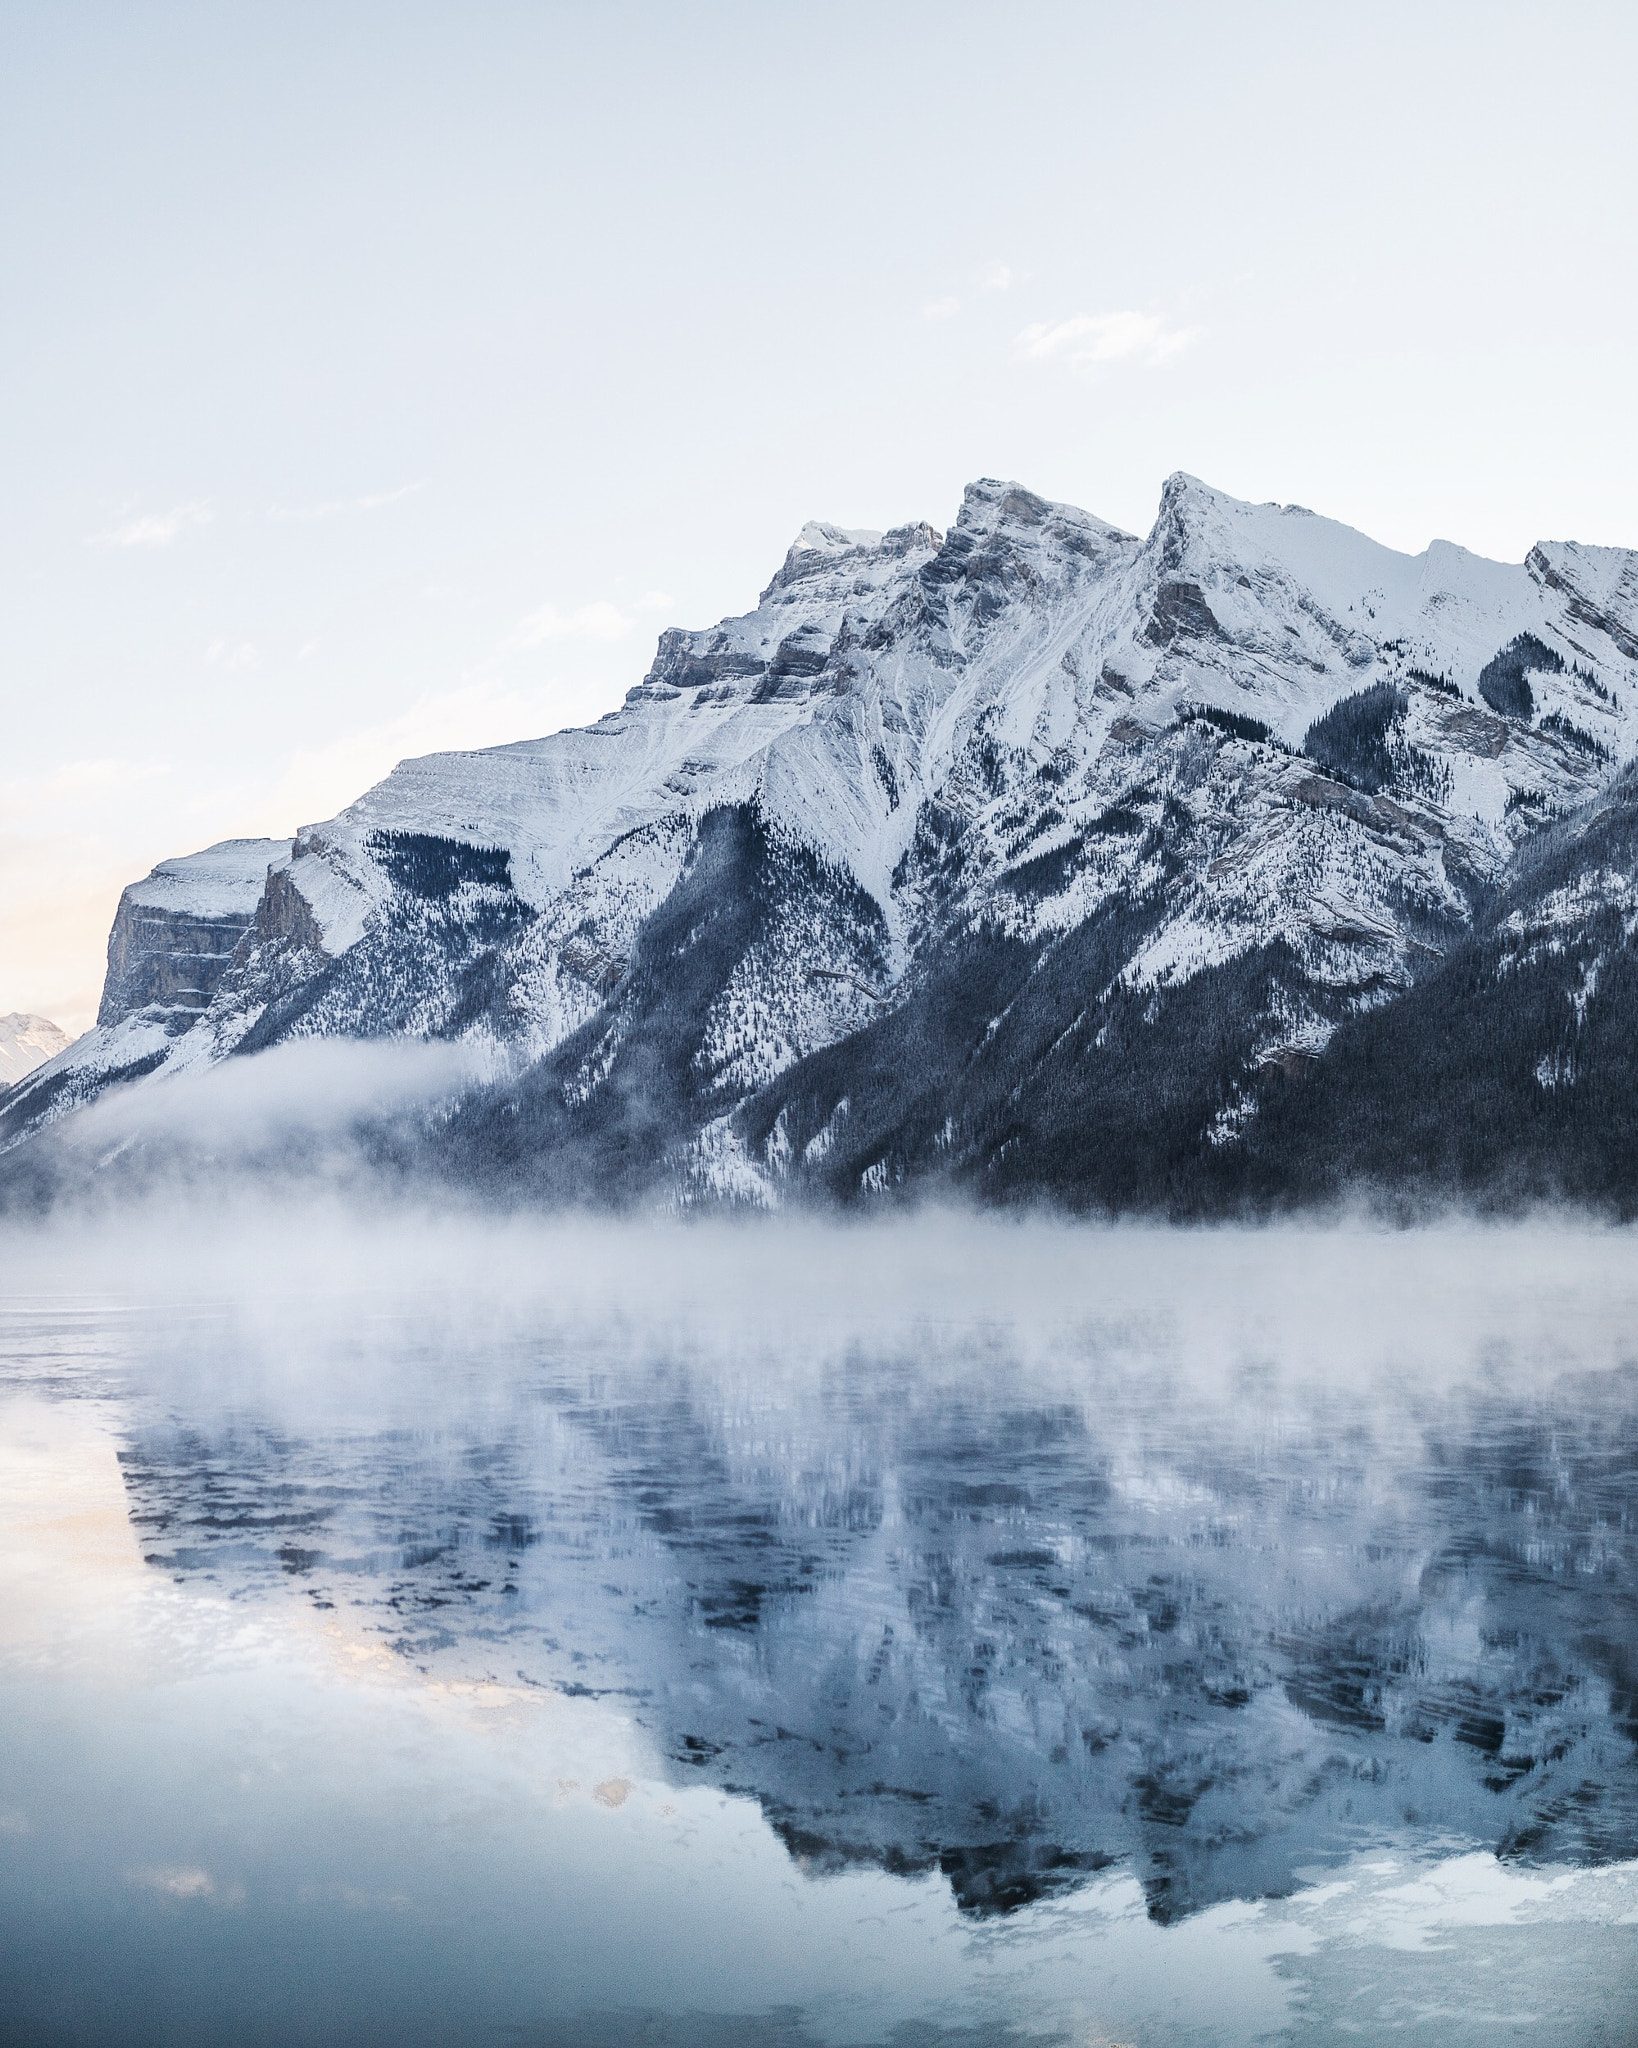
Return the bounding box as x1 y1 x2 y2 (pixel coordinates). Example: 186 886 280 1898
5 474 1638 1208
0 839 289 1146
98 838 293 1026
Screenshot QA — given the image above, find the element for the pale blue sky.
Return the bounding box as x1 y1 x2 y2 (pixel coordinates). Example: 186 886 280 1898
4 0 1635 1027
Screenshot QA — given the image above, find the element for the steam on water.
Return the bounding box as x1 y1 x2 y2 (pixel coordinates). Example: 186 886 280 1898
3 1207 1636 2044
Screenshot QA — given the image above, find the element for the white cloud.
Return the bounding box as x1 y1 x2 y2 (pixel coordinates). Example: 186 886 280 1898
92 502 212 548
206 640 258 671
126 1865 244 1905
635 589 675 613
129 1866 217 1899
980 264 1014 292
921 296 961 321
1015 310 1193 370
267 481 426 523
506 599 632 650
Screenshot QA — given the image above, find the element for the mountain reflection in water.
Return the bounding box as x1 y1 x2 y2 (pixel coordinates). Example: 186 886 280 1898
111 1293 1638 1927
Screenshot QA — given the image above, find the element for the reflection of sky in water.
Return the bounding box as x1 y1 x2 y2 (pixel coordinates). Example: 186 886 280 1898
1 1217 1636 2045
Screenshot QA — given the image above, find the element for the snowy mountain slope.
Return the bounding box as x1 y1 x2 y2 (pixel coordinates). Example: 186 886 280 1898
1216 760 1638 1209
5 472 1638 1208
0 1014 69 1088
737 765 1638 1215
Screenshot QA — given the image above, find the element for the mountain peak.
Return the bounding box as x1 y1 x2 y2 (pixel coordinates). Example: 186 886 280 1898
0 1012 71 1088
791 518 883 556
762 517 940 599
947 478 1135 553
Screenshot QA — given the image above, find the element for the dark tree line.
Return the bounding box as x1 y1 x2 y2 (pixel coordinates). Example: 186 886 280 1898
1477 633 1563 722
369 831 513 898
1181 703 1274 745
1302 681 1405 793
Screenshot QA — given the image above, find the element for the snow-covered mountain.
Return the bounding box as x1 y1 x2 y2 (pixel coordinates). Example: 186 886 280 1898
6 473 1638 1208
0 1014 70 1088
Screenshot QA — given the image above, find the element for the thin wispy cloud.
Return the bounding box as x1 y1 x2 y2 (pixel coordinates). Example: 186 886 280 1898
126 1865 244 1906
267 481 426 523
0 756 169 810
921 296 961 321
635 590 675 614
206 640 258 672
506 599 632 650
980 264 1014 292
1015 310 1193 370
91 502 213 548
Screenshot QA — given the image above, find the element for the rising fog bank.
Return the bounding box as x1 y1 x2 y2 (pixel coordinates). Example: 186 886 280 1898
0 1037 485 1216
7 1029 1638 1237
4 1199 1637 1416
5 1041 1634 1411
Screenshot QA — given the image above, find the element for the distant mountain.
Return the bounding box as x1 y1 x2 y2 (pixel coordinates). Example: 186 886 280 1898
4 475 1637 1211
0 1013 70 1089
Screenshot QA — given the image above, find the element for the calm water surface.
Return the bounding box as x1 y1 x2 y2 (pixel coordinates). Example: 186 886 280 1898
1 1215 1636 2046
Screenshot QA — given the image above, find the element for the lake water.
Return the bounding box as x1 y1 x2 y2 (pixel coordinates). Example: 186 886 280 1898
1 1211 1636 2046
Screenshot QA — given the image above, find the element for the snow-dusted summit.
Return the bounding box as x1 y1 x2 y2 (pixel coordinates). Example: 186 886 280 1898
6 474 1638 1209
0 1014 70 1089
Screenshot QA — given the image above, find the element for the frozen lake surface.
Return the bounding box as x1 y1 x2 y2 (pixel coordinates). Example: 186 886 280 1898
1 1212 1635 2046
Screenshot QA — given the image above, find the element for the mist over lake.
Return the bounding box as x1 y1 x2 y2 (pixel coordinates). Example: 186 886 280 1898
2 1211 1635 2046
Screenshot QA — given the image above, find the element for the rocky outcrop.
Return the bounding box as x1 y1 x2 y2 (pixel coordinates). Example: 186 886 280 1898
96 838 291 1027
